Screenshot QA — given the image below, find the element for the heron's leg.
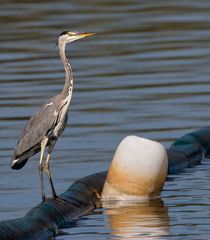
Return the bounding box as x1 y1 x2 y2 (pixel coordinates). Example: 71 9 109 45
39 137 48 202
45 141 57 199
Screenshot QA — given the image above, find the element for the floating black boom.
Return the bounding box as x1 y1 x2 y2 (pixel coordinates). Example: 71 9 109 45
0 127 210 239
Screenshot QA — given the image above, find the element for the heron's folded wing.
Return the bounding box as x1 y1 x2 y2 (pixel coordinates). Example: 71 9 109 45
15 98 59 157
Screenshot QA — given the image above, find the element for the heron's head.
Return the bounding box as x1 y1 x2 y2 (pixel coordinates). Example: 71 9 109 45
58 31 95 46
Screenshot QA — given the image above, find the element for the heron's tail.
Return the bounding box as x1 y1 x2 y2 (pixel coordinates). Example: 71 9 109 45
11 156 28 170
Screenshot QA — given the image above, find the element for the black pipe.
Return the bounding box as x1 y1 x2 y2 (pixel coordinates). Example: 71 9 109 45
0 127 210 239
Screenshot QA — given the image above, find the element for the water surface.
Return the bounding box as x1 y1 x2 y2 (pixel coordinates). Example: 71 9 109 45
0 0 210 239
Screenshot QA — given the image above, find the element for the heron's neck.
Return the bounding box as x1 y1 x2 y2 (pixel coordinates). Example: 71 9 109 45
59 43 73 98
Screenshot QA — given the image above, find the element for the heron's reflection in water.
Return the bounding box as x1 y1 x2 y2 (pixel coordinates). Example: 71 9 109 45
103 199 169 239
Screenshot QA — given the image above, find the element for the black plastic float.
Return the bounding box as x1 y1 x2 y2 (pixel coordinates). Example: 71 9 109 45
0 127 210 240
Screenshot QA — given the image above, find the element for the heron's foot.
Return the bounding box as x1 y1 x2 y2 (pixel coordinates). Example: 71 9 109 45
52 193 58 200
52 195 65 203
53 196 68 203
42 195 47 202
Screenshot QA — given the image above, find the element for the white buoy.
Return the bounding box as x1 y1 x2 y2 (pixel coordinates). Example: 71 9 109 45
102 135 168 200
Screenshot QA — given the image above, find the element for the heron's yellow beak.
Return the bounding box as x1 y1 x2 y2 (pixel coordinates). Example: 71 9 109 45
78 32 96 38
67 32 95 38
65 31 95 43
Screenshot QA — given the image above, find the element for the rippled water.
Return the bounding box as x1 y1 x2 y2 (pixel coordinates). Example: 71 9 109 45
0 0 210 239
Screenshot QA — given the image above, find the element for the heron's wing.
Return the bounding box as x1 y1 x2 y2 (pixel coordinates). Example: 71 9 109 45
15 96 60 157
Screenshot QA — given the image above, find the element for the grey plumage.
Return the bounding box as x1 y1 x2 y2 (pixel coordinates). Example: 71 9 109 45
11 94 66 169
10 31 95 200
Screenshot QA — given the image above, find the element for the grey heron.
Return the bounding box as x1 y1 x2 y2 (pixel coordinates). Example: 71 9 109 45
11 31 95 201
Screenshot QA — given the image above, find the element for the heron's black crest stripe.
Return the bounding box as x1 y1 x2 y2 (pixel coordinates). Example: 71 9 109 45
60 31 68 36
